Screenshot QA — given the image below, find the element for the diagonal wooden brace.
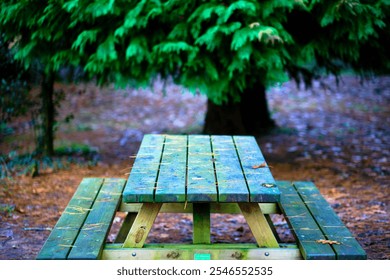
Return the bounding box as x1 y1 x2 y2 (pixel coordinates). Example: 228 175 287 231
238 203 279 248
122 203 162 248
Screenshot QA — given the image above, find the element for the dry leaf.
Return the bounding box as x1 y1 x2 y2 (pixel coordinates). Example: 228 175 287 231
252 162 267 169
262 183 276 188
316 239 340 245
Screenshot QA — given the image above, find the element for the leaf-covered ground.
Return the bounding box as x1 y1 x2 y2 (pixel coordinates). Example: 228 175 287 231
0 75 389 259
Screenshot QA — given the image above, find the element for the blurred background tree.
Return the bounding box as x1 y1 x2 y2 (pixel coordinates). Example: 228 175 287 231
1 0 389 154
0 34 31 137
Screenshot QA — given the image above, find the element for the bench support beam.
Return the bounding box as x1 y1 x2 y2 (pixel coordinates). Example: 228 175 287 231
193 203 211 244
103 244 302 260
122 203 162 248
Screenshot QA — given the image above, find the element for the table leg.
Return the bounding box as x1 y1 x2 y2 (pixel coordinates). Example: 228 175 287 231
265 214 281 243
122 203 162 248
193 203 211 244
238 203 279 248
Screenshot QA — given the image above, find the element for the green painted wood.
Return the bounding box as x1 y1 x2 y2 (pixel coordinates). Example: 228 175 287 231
36 178 103 260
233 136 280 202
155 135 187 202
187 135 218 202
277 181 335 259
293 181 367 259
211 135 249 202
67 178 126 259
265 214 281 243
122 134 165 203
193 203 211 244
120 202 279 215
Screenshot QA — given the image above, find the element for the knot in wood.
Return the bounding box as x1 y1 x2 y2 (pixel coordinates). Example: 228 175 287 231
231 251 243 260
262 183 276 188
167 251 180 259
135 226 146 243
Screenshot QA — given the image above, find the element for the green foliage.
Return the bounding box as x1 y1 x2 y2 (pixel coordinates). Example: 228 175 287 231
0 144 99 179
1 0 389 105
0 34 31 134
55 142 99 157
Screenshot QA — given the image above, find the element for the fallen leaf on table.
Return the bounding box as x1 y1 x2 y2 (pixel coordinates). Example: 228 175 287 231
316 239 340 245
252 162 267 169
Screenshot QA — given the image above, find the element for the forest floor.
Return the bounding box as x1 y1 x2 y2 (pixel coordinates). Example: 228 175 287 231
0 75 389 260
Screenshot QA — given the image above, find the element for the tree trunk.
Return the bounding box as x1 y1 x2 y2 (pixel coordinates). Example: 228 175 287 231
203 84 276 135
39 71 55 156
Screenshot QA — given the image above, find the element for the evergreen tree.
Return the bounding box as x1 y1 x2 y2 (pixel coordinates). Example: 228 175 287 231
0 34 31 136
1 0 389 138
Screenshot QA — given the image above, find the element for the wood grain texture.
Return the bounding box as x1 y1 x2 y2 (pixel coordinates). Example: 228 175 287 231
67 178 126 259
211 135 249 202
120 202 279 214
293 181 367 259
193 203 211 244
122 203 162 248
36 178 103 259
234 136 280 202
155 135 187 202
238 203 279 248
187 135 218 202
122 134 165 203
123 135 282 204
102 244 302 260
277 181 335 259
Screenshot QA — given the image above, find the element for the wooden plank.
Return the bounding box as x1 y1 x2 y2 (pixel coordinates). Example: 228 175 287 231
277 181 335 259
122 134 165 203
211 135 249 202
193 203 211 244
36 178 103 260
122 203 162 248
293 181 367 259
102 244 302 260
187 135 218 202
67 178 126 259
265 214 281 243
120 202 280 214
155 135 187 202
238 203 279 248
234 136 280 202
107 243 298 250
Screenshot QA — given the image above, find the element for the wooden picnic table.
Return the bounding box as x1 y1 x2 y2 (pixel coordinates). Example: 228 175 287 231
120 134 281 256
37 134 366 260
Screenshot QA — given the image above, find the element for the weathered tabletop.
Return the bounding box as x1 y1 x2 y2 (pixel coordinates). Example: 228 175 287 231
123 134 280 204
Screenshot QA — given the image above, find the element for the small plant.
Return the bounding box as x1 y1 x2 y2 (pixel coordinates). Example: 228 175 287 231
0 203 15 216
55 143 99 157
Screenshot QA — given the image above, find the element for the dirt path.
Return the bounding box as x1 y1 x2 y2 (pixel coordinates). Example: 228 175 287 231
0 75 389 259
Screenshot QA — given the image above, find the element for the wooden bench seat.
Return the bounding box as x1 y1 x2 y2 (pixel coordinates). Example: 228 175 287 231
36 178 366 260
278 181 367 260
37 178 126 260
